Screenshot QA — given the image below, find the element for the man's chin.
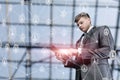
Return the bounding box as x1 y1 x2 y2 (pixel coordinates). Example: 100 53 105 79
82 29 87 32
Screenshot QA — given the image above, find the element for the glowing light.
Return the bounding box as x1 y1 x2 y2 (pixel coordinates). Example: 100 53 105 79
9 30 15 36
93 58 98 64
58 48 77 56
9 27 16 37
32 15 39 24
19 14 25 23
2 18 6 27
81 64 88 72
96 40 98 43
109 50 116 60
50 45 78 58
2 57 7 66
52 48 78 59
104 28 109 36
59 49 68 54
5 43 10 51
32 34 38 43
78 48 82 54
13 44 19 54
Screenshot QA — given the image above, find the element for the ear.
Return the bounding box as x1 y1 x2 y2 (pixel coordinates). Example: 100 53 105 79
87 18 90 21
87 18 91 23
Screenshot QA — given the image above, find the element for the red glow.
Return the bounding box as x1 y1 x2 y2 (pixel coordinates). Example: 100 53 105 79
51 48 78 56
50 44 92 61
50 44 79 58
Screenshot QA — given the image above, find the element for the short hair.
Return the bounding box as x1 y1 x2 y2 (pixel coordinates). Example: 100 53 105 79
74 12 90 23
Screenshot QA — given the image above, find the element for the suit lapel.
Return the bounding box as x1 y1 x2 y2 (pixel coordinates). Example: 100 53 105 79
76 33 85 48
83 27 96 44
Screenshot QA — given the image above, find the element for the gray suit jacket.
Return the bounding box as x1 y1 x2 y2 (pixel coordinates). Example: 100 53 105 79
64 26 114 80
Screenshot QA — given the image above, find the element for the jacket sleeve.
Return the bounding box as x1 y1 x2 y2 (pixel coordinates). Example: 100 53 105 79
89 26 114 58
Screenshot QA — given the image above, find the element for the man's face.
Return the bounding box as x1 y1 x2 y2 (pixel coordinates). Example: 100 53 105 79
76 17 91 32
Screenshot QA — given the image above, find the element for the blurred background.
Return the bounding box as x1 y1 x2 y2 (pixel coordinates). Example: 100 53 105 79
0 0 120 80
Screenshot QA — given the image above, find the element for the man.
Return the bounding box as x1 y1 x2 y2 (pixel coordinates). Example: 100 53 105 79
54 12 114 80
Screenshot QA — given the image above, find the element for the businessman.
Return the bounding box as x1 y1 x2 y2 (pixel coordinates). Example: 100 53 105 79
54 12 114 80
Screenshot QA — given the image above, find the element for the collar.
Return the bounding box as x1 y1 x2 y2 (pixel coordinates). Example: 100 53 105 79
87 25 93 33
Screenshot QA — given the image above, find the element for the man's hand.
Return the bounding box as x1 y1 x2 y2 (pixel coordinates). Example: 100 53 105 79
50 44 78 62
55 49 72 61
